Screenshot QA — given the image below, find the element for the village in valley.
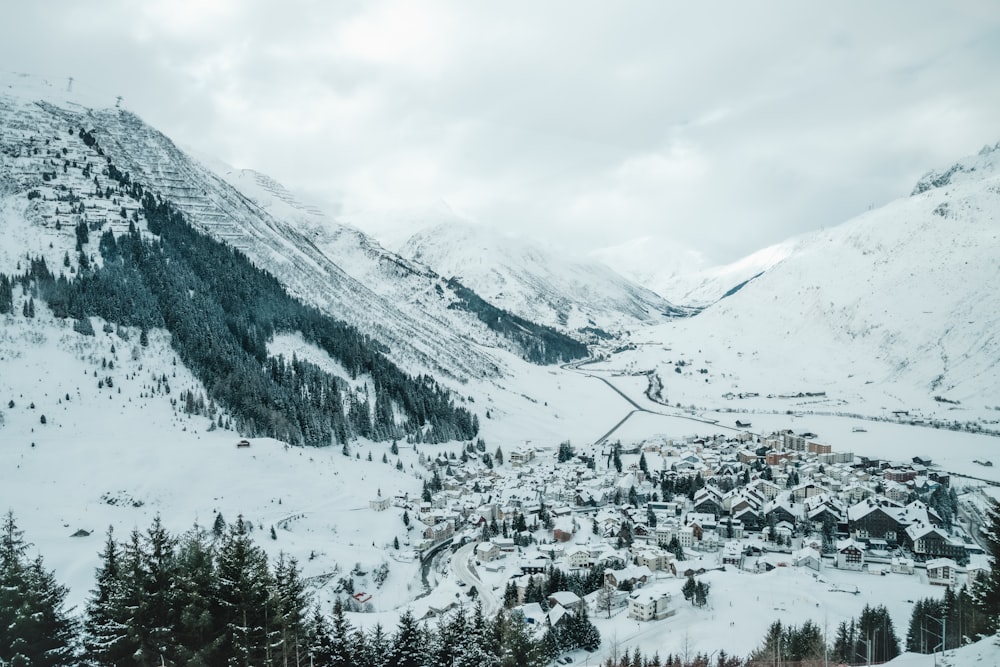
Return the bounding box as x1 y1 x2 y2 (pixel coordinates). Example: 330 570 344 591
381 420 989 657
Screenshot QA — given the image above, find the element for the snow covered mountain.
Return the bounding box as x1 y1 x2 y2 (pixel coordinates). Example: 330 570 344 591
624 142 1000 418
0 80 596 383
399 222 691 335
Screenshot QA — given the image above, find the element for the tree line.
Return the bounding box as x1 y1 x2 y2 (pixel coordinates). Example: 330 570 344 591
0 512 595 666
11 187 478 446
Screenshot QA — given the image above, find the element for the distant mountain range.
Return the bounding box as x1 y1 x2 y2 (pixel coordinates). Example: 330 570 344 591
398 222 692 334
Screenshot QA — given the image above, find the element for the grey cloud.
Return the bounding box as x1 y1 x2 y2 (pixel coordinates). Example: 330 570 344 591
3 1 999 265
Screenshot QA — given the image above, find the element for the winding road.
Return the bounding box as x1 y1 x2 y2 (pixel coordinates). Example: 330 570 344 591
450 541 501 616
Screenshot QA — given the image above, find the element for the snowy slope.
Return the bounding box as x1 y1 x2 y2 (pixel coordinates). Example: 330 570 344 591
399 222 690 335
616 142 1000 421
0 78 602 382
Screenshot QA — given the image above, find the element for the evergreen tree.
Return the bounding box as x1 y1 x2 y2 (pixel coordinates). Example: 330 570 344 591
693 580 710 608
138 516 179 663
387 609 425 667
84 527 127 666
173 525 220 665
305 606 335 667
214 516 275 667
271 553 309 665
973 498 1000 634
0 512 77 667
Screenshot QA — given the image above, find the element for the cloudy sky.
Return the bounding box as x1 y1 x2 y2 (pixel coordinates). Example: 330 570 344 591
4 1 999 268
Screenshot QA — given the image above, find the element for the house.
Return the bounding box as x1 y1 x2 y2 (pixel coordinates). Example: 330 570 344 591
836 539 866 571
792 547 823 571
891 557 915 575
475 542 501 563
424 520 454 542
494 538 516 553
236 439 251 448
632 547 674 572
926 558 957 586
509 448 535 467
905 523 967 562
565 546 593 569
628 588 673 621
847 498 905 543
520 559 548 575
721 541 744 568
516 602 547 626
369 495 390 511
547 591 584 614
605 565 651 590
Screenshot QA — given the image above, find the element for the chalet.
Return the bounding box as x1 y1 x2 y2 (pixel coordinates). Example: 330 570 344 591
836 539 865 571
793 547 823 571
847 498 905 543
516 602 547 626
628 588 673 621
236 439 251 448
605 565 651 590
926 558 957 586
905 523 967 562
733 507 762 531
764 499 798 526
520 559 548 575
547 591 584 614
565 546 593 569
692 488 723 517
735 420 752 428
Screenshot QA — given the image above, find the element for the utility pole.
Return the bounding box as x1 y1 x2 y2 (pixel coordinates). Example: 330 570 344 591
929 615 946 664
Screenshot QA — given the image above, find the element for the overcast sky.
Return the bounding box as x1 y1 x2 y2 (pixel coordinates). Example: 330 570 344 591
4 1 1000 266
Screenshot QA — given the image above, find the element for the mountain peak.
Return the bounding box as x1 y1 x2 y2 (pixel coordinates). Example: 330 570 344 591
911 140 1000 196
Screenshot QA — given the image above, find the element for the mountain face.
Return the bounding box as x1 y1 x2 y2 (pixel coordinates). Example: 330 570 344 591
399 222 691 336
634 142 1000 412
0 85 590 383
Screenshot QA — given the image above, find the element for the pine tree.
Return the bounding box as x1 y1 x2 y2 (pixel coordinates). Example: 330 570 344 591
973 498 1000 634
364 623 390 667
681 575 697 602
214 516 275 667
388 609 426 667
139 516 179 663
271 554 309 666
0 512 77 667
83 527 129 666
693 580 710 607
305 606 335 666
173 525 220 665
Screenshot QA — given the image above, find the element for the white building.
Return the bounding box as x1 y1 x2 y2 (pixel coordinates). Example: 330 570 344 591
836 539 866 571
628 588 673 621
926 558 957 587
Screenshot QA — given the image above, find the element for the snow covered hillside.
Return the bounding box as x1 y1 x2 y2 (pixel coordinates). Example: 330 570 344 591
399 222 691 335
617 142 1000 424
0 77 595 383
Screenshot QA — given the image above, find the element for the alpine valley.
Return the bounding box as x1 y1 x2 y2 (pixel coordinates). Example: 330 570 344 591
3 74 1000 666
